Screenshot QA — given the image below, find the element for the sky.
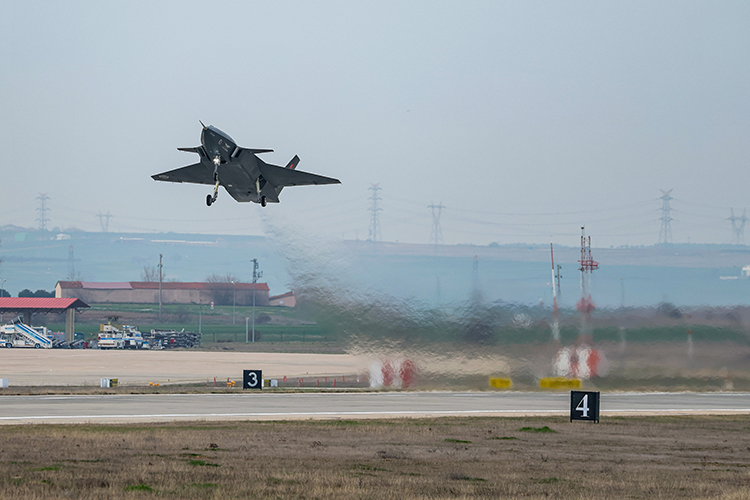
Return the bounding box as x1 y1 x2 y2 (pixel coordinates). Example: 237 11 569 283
1 1 749 248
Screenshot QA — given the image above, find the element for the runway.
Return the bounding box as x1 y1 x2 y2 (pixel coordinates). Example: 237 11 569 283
0 391 748 424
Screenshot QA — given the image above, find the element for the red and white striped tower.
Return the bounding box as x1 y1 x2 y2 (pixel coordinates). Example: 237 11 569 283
576 226 598 339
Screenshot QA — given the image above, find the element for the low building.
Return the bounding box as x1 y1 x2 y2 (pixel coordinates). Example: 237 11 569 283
0 297 90 343
269 291 296 307
55 281 270 306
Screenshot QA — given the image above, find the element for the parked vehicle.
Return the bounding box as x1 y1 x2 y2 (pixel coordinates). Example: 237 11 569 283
98 323 143 349
0 322 53 348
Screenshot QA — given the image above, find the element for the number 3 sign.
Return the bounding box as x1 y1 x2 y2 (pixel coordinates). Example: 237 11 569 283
243 370 262 390
570 391 600 422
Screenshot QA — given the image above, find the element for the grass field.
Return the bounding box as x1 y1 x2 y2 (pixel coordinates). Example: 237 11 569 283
0 416 748 499
40 302 336 345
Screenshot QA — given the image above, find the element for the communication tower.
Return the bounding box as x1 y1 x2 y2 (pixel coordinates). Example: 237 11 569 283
67 245 76 281
658 189 673 244
36 193 51 233
727 208 748 245
368 184 382 242
428 202 445 247
577 227 599 337
250 258 263 343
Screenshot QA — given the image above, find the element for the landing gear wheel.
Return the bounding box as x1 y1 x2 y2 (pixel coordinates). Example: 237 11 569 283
206 194 213 206
260 196 267 207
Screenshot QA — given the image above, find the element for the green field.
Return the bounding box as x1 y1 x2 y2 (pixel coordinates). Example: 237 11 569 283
41 302 335 344
39 302 750 349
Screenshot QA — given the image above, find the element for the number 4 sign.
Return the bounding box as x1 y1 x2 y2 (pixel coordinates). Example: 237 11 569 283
570 391 600 422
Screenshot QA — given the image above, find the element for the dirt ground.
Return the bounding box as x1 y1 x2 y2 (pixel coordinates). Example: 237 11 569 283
0 350 367 386
0 416 748 499
0 340 748 391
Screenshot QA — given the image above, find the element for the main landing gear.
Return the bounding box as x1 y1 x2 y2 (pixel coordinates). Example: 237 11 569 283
256 178 267 207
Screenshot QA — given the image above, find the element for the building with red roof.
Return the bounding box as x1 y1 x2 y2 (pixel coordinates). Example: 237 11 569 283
269 291 296 308
55 281 269 306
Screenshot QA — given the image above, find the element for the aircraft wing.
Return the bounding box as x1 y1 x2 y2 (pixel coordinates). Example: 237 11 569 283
258 163 341 187
151 163 213 185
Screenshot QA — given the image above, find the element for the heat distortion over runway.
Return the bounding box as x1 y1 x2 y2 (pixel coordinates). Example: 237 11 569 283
0 391 748 425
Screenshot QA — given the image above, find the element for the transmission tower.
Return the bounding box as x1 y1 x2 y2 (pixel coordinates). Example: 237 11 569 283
67 245 76 281
36 193 51 233
470 254 482 303
658 189 673 244
96 211 113 232
368 184 382 242
727 208 748 245
428 202 445 247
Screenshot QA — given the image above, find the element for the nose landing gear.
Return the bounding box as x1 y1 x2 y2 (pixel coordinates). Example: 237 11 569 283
207 157 221 206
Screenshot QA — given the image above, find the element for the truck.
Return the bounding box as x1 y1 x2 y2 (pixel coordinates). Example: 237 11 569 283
98 323 144 349
0 322 54 349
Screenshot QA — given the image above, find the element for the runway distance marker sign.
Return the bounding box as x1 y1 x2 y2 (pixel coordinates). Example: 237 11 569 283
570 390 600 422
243 370 262 390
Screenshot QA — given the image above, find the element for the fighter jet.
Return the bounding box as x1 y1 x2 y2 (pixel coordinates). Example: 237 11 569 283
152 122 340 207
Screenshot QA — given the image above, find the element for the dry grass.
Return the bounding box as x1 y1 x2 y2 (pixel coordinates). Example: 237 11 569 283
0 416 749 499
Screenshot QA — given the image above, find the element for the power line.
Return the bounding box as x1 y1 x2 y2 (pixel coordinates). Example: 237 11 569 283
658 189 673 244
428 202 445 247
96 211 113 232
368 184 382 242
36 193 50 233
727 208 748 245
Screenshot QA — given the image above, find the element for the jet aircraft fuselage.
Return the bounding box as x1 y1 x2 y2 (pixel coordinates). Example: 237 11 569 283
202 125 236 164
152 123 340 207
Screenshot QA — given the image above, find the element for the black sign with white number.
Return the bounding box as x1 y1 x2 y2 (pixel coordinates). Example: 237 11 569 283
243 370 262 390
570 391 600 422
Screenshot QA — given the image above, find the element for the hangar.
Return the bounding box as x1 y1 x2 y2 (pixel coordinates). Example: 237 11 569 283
0 297 90 343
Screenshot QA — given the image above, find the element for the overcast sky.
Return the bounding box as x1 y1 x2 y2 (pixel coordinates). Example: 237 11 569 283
1 1 749 248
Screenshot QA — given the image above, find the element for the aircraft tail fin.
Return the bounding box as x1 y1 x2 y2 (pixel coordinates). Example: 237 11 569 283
285 155 301 170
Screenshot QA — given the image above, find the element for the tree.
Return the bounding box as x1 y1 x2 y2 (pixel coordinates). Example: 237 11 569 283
18 289 54 298
0 289 9 298
205 274 242 305
205 273 241 283
141 265 160 282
